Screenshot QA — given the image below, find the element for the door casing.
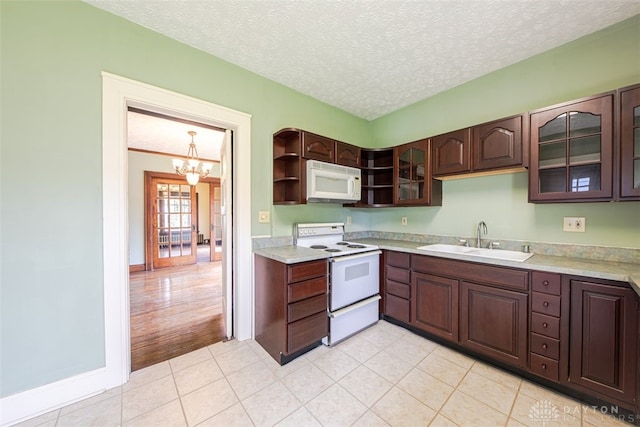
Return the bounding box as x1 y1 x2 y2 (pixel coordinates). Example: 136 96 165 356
102 72 252 390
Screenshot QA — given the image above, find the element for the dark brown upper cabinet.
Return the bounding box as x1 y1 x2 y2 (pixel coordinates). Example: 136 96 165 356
432 115 528 178
358 148 395 207
619 84 640 200
473 115 527 171
394 139 442 206
336 141 361 168
432 129 471 176
302 132 335 163
529 93 614 203
273 128 304 205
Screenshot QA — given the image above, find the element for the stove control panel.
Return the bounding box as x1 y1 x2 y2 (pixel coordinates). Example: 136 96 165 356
295 222 345 239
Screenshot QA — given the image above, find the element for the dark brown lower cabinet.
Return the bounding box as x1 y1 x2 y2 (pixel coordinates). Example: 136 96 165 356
383 251 411 323
378 250 640 414
411 272 459 341
460 281 528 368
254 255 328 364
568 279 638 406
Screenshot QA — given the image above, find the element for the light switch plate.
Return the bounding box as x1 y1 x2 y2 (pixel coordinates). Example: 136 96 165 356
401 216 408 226
258 211 270 223
563 216 585 232
346 216 352 225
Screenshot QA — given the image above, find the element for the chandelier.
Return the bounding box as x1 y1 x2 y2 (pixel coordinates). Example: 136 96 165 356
172 131 213 186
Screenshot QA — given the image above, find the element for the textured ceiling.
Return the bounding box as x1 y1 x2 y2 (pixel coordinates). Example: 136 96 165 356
86 0 640 120
127 110 225 161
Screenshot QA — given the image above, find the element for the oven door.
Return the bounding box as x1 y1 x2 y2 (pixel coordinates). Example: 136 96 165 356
329 250 381 311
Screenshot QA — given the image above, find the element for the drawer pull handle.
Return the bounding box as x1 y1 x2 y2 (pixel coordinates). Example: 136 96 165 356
542 343 548 350
543 301 549 307
543 280 549 286
541 364 547 370
542 322 548 328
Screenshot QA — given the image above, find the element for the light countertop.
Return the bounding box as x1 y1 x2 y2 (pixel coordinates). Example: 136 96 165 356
253 238 640 296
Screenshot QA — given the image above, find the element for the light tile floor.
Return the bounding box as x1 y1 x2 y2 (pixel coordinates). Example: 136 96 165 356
16 321 634 427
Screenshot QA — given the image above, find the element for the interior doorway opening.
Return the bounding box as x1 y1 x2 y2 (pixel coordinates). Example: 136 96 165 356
102 72 252 392
127 109 229 371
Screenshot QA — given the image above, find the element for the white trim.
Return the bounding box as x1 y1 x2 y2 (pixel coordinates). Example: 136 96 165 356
0 73 254 426
0 368 109 426
100 72 254 354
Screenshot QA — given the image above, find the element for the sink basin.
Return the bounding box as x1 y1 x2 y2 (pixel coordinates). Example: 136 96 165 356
416 244 476 254
416 244 533 262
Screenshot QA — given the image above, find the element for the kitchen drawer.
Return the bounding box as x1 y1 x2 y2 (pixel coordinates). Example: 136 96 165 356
287 260 326 283
531 271 561 295
530 332 560 360
531 292 561 317
531 312 560 339
530 353 559 382
386 251 410 268
288 276 326 303
386 265 410 284
386 279 410 299
385 293 410 323
288 294 327 323
287 311 328 354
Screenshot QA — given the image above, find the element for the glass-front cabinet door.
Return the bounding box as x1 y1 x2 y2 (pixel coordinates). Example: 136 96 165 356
620 84 640 199
394 139 430 205
529 94 613 202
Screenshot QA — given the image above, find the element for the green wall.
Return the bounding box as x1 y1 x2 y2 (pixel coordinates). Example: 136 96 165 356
364 15 640 248
1 0 639 400
0 1 367 397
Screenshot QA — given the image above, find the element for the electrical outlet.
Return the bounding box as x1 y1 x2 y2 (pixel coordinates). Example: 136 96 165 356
346 216 352 225
258 211 270 223
563 216 586 232
401 216 408 226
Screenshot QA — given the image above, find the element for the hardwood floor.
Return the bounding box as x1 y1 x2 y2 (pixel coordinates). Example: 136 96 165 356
129 253 225 371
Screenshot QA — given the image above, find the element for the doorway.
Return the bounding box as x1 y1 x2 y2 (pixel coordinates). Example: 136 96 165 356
150 175 197 268
140 170 222 270
196 181 222 263
102 72 252 389
129 168 224 371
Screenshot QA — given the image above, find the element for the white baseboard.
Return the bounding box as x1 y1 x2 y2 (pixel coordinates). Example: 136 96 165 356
0 368 112 427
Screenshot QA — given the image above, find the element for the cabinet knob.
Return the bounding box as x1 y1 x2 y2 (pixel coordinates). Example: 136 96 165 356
543 301 549 307
542 322 548 328
543 280 549 286
541 364 547 370
542 343 548 350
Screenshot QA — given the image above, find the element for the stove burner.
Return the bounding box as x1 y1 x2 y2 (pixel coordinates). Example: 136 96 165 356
325 248 342 253
347 244 365 249
336 242 350 246
310 245 328 249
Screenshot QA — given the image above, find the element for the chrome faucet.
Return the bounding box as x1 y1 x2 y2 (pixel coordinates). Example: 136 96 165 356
476 221 487 248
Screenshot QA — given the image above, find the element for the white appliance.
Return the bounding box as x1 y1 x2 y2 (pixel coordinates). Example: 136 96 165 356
295 222 381 346
306 160 361 203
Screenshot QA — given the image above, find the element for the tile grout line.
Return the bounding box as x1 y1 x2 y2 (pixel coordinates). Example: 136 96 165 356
506 380 525 426
435 360 475 424
167 356 189 427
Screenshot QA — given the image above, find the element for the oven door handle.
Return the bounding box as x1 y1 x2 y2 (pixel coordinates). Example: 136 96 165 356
328 295 381 318
329 250 381 263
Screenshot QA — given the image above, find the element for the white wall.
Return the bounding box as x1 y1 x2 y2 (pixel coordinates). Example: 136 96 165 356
127 150 221 265
196 182 211 241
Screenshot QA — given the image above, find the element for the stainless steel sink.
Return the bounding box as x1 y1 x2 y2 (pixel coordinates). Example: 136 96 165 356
416 243 533 262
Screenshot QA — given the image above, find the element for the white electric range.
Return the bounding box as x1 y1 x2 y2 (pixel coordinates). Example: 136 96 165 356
295 223 381 345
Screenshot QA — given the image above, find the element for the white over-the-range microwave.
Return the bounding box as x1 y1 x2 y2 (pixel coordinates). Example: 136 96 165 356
306 160 361 203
